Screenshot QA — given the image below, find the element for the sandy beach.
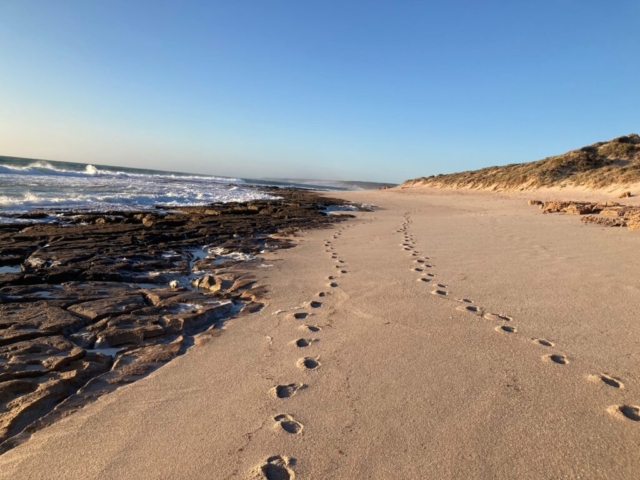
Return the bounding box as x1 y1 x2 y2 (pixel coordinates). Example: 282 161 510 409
1 187 639 479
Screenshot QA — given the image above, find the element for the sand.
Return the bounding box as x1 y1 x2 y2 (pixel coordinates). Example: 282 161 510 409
1 188 639 479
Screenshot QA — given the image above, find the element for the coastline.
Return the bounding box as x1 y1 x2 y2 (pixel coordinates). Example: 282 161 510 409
1 187 639 478
0 188 356 453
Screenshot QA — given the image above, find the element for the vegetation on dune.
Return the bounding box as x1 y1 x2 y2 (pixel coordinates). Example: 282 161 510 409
403 134 640 190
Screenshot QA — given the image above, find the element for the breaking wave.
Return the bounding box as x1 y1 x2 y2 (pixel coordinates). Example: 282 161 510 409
0 157 274 219
0 160 243 183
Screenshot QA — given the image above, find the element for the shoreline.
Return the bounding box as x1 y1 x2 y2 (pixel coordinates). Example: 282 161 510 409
1 187 639 478
0 188 357 453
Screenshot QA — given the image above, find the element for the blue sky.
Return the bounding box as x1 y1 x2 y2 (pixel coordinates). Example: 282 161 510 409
1 1 638 183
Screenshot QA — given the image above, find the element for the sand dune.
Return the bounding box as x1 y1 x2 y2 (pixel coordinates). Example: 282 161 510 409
1 188 639 479
403 133 640 192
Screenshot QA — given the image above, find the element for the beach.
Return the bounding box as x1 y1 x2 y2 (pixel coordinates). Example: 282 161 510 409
1 187 638 479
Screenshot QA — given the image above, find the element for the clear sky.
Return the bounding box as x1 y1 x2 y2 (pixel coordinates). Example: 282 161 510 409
1 1 638 183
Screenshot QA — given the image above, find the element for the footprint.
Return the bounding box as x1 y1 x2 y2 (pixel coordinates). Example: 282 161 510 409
431 289 449 296
456 298 473 304
340 270 348 274
588 373 624 389
457 305 484 315
418 278 431 283
532 338 554 347
299 324 321 333
309 301 322 308
329 282 338 288
413 268 424 272
436 283 447 288
483 313 513 322
294 338 315 348
318 292 327 297
292 312 309 320
273 414 304 434
607 405 640 422
543 354 569 365
271 383 305 399
415 259 425 264
496 325 517 333
252 455 296 479
297 357 321 370
426 273 435 277
327 275 336 280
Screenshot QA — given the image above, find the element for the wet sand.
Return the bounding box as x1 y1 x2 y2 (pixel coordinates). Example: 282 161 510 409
1 188 639 479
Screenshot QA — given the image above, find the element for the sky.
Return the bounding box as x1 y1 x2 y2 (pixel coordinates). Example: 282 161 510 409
0 1 638 183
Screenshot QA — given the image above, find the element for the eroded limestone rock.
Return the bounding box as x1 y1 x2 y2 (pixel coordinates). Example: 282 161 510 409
0 188 354 452
533 199 640 232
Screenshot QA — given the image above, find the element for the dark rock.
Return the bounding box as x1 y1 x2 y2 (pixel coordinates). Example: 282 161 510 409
69 332 96 349
68 295 146 321
0 336 85 382
0 353 112 445
0 188 356 452
95 328 144 348
0 304 88 346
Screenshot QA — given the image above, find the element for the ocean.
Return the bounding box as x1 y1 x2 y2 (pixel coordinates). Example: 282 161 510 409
0 155 352 222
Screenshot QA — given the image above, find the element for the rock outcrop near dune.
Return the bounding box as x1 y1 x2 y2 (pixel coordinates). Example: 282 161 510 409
527 200 640 231
403 134 640 190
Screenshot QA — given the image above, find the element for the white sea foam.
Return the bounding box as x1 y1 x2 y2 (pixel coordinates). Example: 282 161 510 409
321 204 359 215
207 247 256 264
0 159 278 220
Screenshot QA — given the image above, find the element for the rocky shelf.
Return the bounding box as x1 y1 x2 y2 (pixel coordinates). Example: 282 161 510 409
0 188 357 453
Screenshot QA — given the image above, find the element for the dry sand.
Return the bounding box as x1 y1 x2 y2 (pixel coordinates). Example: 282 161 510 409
1 188 639 479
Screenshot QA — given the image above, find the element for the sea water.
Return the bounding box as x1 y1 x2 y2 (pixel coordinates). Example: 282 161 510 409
0 155 278 221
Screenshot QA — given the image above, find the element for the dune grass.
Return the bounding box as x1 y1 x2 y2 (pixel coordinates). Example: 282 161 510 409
403 134 640 190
